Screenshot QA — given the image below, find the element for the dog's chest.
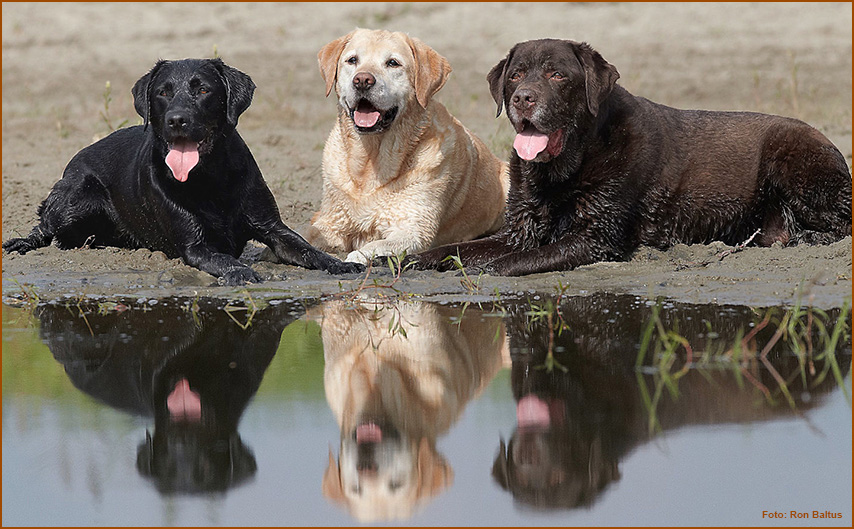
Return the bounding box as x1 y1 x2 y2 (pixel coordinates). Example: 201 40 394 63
507 177 578 249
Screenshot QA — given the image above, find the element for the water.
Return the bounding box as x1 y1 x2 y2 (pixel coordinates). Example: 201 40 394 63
2 294 851 526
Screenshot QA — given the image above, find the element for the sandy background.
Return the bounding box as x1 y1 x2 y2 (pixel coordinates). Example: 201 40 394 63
2 2 851 308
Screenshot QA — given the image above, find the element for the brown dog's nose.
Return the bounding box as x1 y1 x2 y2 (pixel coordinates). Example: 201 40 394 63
512 88 538 110
353 72 376 91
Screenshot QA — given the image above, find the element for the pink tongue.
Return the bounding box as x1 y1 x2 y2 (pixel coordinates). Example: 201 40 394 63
166 378 202 422
513 129 550 161
356 423 382 443
517 395 551 428
165 140 199 182
354 109 381 128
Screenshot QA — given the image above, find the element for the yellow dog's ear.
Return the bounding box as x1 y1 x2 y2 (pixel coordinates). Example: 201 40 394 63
406 35 452 108
321 448 346 503
318 31 354 97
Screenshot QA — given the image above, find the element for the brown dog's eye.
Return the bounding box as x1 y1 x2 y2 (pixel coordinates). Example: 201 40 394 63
551 72 564 80
346 56 358 65
509 72 523 82
386 58 401 68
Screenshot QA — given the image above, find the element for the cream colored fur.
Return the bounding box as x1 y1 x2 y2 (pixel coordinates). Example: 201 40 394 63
307 28 509 264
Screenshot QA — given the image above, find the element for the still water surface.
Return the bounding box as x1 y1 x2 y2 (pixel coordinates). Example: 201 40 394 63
2 294 851 526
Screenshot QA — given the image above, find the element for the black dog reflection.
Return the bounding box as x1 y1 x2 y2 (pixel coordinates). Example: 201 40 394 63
36 298 302 494
493 295 851 510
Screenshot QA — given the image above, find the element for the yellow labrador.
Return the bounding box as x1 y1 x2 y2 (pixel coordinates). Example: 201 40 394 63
307 29 510 264
314 299 507 521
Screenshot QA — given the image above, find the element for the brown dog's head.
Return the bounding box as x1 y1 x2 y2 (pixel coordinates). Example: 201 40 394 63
317 28 452 134
487 39 619 163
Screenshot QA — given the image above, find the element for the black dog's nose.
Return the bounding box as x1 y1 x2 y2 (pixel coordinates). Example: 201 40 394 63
166 113 187 131
512 89 538 110
353 72 376 91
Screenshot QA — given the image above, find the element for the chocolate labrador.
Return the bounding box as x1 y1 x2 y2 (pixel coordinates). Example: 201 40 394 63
414 39 851 275
2 58 362 284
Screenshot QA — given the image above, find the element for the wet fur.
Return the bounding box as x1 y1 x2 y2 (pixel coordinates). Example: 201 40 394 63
3 58 360 284
414 39 852 276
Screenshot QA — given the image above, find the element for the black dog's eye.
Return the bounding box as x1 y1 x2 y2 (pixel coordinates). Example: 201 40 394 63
158 89 169 97
386 58 401 68
346 56 358 65
199 87 209 94
550 71 565 80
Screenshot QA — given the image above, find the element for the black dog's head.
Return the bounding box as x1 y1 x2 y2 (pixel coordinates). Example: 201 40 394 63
487 39 619 163
131 58 255 182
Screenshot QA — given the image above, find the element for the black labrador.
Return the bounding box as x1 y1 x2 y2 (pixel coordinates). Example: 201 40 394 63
413 39 852 276
3 58 362 284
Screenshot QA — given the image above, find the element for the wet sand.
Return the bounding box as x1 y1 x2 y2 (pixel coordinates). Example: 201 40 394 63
2 2 851 308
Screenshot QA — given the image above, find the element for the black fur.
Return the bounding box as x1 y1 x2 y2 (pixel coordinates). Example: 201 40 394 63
3 58 362 284
414 39 852 276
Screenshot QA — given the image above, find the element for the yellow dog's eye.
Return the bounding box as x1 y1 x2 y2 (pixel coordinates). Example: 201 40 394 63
346 56 358 65
386 58 401 68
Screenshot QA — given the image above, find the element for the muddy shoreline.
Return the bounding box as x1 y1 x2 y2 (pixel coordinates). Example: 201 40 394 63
2 3 851 309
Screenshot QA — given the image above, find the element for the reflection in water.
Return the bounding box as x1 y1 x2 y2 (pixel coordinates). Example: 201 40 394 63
35 298 303 494
493 294 851 511
15 292 850 523
313 299 506 522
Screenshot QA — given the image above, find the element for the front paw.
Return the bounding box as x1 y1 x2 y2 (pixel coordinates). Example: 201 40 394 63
219 267 263 286
326 258 365 275
345 250 372 265
3 237 35 255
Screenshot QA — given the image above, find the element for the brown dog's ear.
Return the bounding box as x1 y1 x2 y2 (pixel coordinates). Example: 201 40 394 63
491 437 510 489
212 59 256 127
407 35 452 108
573 42 619 117
131 60 166 129
487 49 513 118
318 31 353 97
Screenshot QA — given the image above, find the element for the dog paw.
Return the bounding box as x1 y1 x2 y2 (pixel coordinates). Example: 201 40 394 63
326 259 365 275
345 250 372 265
2 238 34 254
219 267 263 286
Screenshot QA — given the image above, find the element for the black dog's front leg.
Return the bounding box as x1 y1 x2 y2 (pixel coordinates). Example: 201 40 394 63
3 223 52 254
183 243 262 286
258 222 364 275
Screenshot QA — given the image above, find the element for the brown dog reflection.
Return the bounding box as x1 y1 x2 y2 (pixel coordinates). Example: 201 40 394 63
36 298 302 494
314 300 506 521
493 295 850 510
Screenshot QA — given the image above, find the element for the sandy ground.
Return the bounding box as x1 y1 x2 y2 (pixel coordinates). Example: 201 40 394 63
2 2 851 308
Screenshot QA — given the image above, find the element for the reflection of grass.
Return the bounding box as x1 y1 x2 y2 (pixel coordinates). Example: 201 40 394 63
527 282 571 373
335 252 416 302
636 297 852 434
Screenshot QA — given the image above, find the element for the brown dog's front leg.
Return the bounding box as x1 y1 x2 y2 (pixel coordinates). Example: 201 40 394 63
413 233 514 271
474 236 624 276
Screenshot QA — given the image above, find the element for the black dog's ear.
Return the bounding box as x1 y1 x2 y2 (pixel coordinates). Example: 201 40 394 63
131 60 166 128
572 42 619 117
487 52 511 118
212 59 256 127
